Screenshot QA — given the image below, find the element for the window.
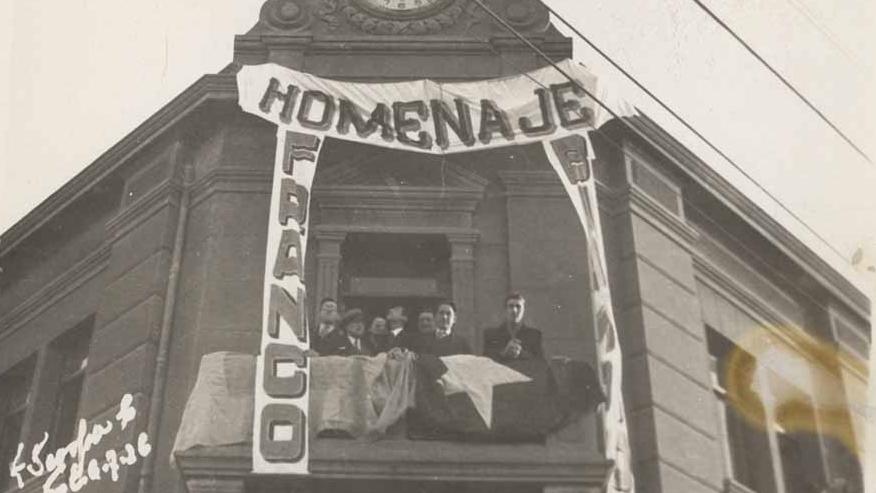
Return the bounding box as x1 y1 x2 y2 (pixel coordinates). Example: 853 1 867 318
0 356 36 491
46 319 93 453
0 315 93 490
707 327 828 493
707 328 777 493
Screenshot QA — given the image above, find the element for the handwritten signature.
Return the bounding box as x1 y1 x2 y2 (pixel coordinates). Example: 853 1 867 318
8 393 152 493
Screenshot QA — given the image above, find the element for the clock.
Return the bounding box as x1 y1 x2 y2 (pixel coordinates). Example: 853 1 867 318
351 0 455 19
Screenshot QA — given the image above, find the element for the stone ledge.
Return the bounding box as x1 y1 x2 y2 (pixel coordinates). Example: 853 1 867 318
176 440 611 485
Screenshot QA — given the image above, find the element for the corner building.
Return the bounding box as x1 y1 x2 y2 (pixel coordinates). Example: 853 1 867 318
0 1 869 493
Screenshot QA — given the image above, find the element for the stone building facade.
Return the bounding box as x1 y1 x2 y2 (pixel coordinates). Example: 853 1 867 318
0 1 869 493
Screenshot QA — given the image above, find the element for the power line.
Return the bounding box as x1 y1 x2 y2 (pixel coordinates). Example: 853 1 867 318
486 44 866 326
469 0 850 263
686 0 872 164
781 0 868 68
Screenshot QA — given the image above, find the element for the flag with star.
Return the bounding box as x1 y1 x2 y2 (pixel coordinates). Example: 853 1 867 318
407 354 598 441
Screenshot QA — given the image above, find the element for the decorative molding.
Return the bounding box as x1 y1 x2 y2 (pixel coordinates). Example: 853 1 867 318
190 167 273 208
497 170 565 198
187 478 247 493
625 115 870 320
625 151 683 218
232 36 572 70
316 0 343 30
1 74 238 258
693 253 837 373
315 187 483 214
693 225 805 327
828 306 870 375
313 224 478 237
261 0 314 31
0 244 111 339
502 0 549 30
105 179 183 241
694 253 798 334
342 0 464 35
616 187 700 248
176 442 612 485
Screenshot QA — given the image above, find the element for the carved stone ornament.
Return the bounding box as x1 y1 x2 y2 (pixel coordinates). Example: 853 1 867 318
261 0 313 30
317 0 343 30
340 0 465 35
502 0 547 30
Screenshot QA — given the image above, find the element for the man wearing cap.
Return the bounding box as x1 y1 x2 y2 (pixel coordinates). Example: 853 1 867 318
323 308 373 356
483 292 543 362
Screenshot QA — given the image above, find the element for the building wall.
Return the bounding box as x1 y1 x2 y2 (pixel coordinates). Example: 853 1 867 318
601 144 724 493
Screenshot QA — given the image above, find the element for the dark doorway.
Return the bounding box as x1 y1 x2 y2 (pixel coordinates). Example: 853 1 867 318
338 233 451 327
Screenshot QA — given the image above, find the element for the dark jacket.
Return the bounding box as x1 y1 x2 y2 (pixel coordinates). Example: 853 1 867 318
406 330 472 357
311 322 340 355
320 331 374 357
483 323 543 362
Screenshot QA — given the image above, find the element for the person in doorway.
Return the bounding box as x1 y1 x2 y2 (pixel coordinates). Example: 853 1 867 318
386 306 408 339
483 292 543 362
410 301 471 357
366 316 393 354
311 297 340 355
323 308 373 356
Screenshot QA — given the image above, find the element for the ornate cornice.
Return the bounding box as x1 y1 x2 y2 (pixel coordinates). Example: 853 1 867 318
0 74 238 258
0 244 111 339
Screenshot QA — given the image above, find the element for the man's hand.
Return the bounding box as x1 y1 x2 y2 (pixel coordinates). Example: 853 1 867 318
501 338 523 359
387 347 407 360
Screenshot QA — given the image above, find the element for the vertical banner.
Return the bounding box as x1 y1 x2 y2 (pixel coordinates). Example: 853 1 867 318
253 129 323 474
544 135 634 492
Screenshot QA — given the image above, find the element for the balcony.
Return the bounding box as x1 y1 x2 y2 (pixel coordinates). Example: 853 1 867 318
173 352 612 493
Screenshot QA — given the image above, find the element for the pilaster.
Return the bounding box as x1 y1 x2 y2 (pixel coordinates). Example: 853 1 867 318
314 230 346 304
447 231 479 347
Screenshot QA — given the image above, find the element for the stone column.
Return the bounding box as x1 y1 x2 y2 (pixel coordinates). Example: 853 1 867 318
447 232 479 349
313 231 346 305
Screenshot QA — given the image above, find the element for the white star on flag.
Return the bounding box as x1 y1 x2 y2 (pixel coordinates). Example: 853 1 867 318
437 355 532 428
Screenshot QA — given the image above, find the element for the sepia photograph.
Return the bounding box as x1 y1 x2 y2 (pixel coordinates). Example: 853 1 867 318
1 1 874 493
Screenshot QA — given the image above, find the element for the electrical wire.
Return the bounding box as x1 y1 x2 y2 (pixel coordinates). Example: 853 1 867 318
469 0 851 263
685 0 872 164
475 3 870 322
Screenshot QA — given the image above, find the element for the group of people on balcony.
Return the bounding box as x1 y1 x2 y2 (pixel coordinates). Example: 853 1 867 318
309 293 543 363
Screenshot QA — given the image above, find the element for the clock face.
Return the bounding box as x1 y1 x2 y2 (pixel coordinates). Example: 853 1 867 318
352 0 453 19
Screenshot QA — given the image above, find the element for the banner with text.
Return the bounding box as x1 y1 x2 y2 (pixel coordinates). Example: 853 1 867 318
238 60 633 490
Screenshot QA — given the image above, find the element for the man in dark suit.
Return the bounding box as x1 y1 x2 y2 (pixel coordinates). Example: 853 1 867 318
322 308 373 356
310 297 340 355
408 301 471 357
483 292 543 362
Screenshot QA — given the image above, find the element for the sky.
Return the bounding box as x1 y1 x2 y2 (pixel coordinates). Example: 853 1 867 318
1 0 876 486
2 0 874 292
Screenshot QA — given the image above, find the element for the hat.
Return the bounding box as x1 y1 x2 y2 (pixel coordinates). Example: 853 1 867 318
340 309 365 329
386 306 407 323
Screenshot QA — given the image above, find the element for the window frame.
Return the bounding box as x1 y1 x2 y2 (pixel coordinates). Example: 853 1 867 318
0 315 94 492
706 326 828 493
